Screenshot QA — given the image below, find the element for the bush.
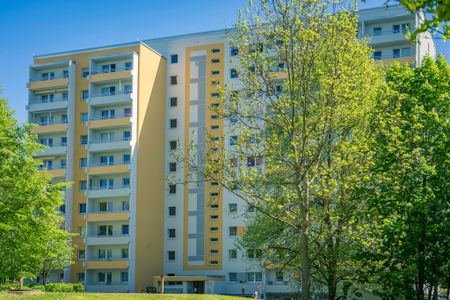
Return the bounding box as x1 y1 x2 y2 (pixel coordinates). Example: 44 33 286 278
26 284 46 291
0 282 19 291
44 283 84 293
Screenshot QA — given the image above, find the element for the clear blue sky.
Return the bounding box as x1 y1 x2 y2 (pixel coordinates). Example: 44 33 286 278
0 0 448 122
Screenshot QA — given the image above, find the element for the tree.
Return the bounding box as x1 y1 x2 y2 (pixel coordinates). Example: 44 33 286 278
0 98 72 282
182 1 384 298
364 56 450 299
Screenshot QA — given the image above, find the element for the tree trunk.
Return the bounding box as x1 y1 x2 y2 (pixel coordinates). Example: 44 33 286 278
300 177 310 300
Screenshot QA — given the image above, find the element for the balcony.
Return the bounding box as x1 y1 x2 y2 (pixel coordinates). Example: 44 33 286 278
88 161 130 175
89 113 132 129
88 137 131 153
31 120 67 134
39 166 66 178
375 54 415 66
361 30 410 47
86 185 130 199
28 97 68 112
89 90 132 107
265 281 293 294
90 66 132 83
84 258 129 270
28 73 69 91
85 234 129 246
85 210 129 222
35 143 67 157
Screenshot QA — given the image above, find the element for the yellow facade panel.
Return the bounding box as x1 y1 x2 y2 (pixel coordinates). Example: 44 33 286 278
47 169 66 178
89 70 132 83
85 260 128 270
89 117 130 129
85 211 129 222
27 78 68 90
88 164 130 175
31 124 67 134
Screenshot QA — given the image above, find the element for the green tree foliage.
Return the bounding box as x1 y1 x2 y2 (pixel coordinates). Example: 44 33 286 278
0 98 72 281
183 1 384 299
364 56 450 299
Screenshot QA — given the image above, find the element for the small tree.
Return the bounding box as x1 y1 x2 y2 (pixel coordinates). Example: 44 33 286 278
0 98 73 283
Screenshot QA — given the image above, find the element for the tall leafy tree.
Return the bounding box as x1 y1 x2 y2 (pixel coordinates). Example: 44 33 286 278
183 1 384 298
0 98 72 282
364 56 450 299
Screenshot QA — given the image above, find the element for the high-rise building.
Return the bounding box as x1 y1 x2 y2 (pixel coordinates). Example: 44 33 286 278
27 5 435 298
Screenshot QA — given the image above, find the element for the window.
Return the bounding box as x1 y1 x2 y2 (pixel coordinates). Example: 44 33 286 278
168 228 176 238
229 203 238 213
62 115 68 123
211 80 220 85
169 206 176 216
210 192 219 197
211 103 219 108
373 27 382 36
124 107 132 117
170 119 177 128
101 86 116 96
82 68 89 78
41 94 54 103
123 154 131 164
121 248 129 259
78 250 85 260
102 63 116 73
230 69 238 78
169 140 177 150
230 46 239 56
211 115 219 120
79 181 87 191
373 51 382 61
61 159 67 169
211 125 219 130
230 136 238 145
170 54 178 64
211 48 221 53
63 70 69 78
82 90 89 100
122 224 129 235
210 215 219 221
276 271 284 282
62 92 68 100
125 62 132 70
122 177 130 188
393 49 401 58
169 162 177 172
247 249 262 259
393 24 400 34
121 272 128 283
123 131 131 141
168 251 176 261
170 97 178 107
210 249 219 255
247 205 256 213
97 225 113 236
211 70 220 75
229 249 237 259
169 184 177 194
170 76 177 85
41 71 55 81
210 204 219 209
211 58 220 63
61 136 67 146
98 248 108 260
99 202 108 212
81 112 88 123
247 272 263 282
210 237 219 242
122 201 129 211
211 181 218 186
211 137 219 142
78 226 86 237
229 273 237 282
249 43 263 53
229 226 237 236
80 135 88 145
209 260 218 265
124 84 132 94
98 272 105 283
77 273 85 283
402 47 411 57
229 158 238 167
210 226 219 232
79 203 86 214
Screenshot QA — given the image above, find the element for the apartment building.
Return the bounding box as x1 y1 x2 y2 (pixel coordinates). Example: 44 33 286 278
27 5 435 298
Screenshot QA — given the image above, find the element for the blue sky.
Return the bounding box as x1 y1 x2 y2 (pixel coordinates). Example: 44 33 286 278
0 0 448 121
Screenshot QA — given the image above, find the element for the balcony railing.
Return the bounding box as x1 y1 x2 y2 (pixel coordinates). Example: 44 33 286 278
89 113 132 121
89 137 131 144
86 233 129 238
87 208 129 214
373 53 413 61
30 73 69 82
89 161 130 167
91 66 132 75
29 97 68 105
89 90 132 98
33 119 68 126
38 165 66 171
88 185 130 191
38 142 67 148
85 258 128 262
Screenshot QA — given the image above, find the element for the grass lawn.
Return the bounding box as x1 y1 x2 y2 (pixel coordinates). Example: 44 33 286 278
0 293 247 300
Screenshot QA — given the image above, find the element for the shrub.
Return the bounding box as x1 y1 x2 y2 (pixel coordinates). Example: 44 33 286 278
44 283 84 292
